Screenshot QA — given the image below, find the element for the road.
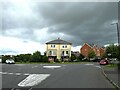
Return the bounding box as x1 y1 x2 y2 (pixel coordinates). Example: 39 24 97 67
1 63 115 89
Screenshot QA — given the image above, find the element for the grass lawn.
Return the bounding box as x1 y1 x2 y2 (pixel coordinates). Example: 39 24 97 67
105 64 118 68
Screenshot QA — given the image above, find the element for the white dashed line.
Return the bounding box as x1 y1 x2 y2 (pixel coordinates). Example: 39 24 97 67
0 72 2 74
43 66 61 69
18 74 50 87
24 73 30 76
15 73 21 76
95 66 101 68
85 64 94 65
32 66 38 68
2 72 8 74
8 73 14 75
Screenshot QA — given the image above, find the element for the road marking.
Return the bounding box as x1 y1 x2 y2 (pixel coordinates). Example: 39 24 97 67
2 72 8 74
15 73 21 76
85 64 94 65
18 74 50 87
8 73 14 75
43 66 61 69
0 72 30 76
24 73 30 76
32 66 38 68
95 66 101 68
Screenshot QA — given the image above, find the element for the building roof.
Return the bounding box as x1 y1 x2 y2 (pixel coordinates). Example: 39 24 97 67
46 38 72 45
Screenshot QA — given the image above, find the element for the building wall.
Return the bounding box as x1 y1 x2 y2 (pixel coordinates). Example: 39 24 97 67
99 48 105 57
81 43 106 58
46 44 71 60
80 43 92 57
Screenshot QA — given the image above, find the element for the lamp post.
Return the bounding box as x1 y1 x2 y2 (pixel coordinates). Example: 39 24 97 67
111 22 120 72
111 22 120 45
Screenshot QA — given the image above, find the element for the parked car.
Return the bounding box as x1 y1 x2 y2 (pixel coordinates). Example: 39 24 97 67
5 59 15 64
99 59 110 65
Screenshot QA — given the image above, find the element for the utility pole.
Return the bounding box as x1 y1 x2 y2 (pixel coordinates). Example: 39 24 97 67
111 22 120 45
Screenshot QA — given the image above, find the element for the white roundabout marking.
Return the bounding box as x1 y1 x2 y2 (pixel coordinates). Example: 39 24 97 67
18 74 50 87
43 66 61 69
85 64 94 65
95 66 101 68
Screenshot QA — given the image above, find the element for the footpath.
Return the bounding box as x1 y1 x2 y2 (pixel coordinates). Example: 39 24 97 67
101 65 120 90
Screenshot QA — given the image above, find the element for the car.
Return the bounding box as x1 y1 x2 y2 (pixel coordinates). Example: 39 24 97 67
99 59 110 65
5 59 15 64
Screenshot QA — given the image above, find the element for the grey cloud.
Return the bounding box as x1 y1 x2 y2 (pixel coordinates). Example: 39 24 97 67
1 2 118 47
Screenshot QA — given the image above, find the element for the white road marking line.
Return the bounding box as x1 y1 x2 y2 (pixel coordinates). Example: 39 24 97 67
32 66 38 68
0 72 32 76
85 64 94 65
8 73 14 75
2 72 8 74
24 73 30 76
43 66 61 69
15 73 21 76
18 74 50 87
95 66 101 68
0 72 2 74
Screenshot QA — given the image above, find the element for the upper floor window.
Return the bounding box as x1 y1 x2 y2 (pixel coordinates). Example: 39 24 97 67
51 45 55 48
62 45 67 48
65 45 67 48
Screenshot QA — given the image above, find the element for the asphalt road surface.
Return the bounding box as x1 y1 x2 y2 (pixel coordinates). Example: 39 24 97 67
1 63 115 89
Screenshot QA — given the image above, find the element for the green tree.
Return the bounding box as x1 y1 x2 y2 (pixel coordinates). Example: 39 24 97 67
2 55 11 63
78 54 85 60
42 55 49 62
101 52 106 59
71 54 77 61
106 44 119 58
88 50 96 58
24 54 32 62
31 51 41 62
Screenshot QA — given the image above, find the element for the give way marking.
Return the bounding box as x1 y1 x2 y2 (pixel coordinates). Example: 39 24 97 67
18 74 50 87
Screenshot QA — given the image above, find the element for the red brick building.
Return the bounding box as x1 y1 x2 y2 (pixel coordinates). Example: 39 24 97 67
80 43 105 58
80 43 93 58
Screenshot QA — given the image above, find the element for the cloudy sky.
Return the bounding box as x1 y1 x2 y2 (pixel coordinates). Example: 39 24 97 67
0 0 119 55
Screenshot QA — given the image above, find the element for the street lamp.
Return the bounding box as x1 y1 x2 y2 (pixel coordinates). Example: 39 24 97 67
111 22 120 45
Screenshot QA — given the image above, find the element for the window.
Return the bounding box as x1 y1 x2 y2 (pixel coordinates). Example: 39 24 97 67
51 45 55 48
62 45 67 48
66 51 68 54
65 45 67 48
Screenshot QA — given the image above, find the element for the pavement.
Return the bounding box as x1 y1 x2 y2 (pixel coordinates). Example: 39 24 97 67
101 64 120 90
0 63 118 89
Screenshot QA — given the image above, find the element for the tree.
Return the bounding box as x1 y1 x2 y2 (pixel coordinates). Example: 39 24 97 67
2 55 11 63
42 55 49 62
31 51 41 62
101 52 106 59
88 50 96 59
71 54 77 61
106 44 119 58
78 54 85 60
